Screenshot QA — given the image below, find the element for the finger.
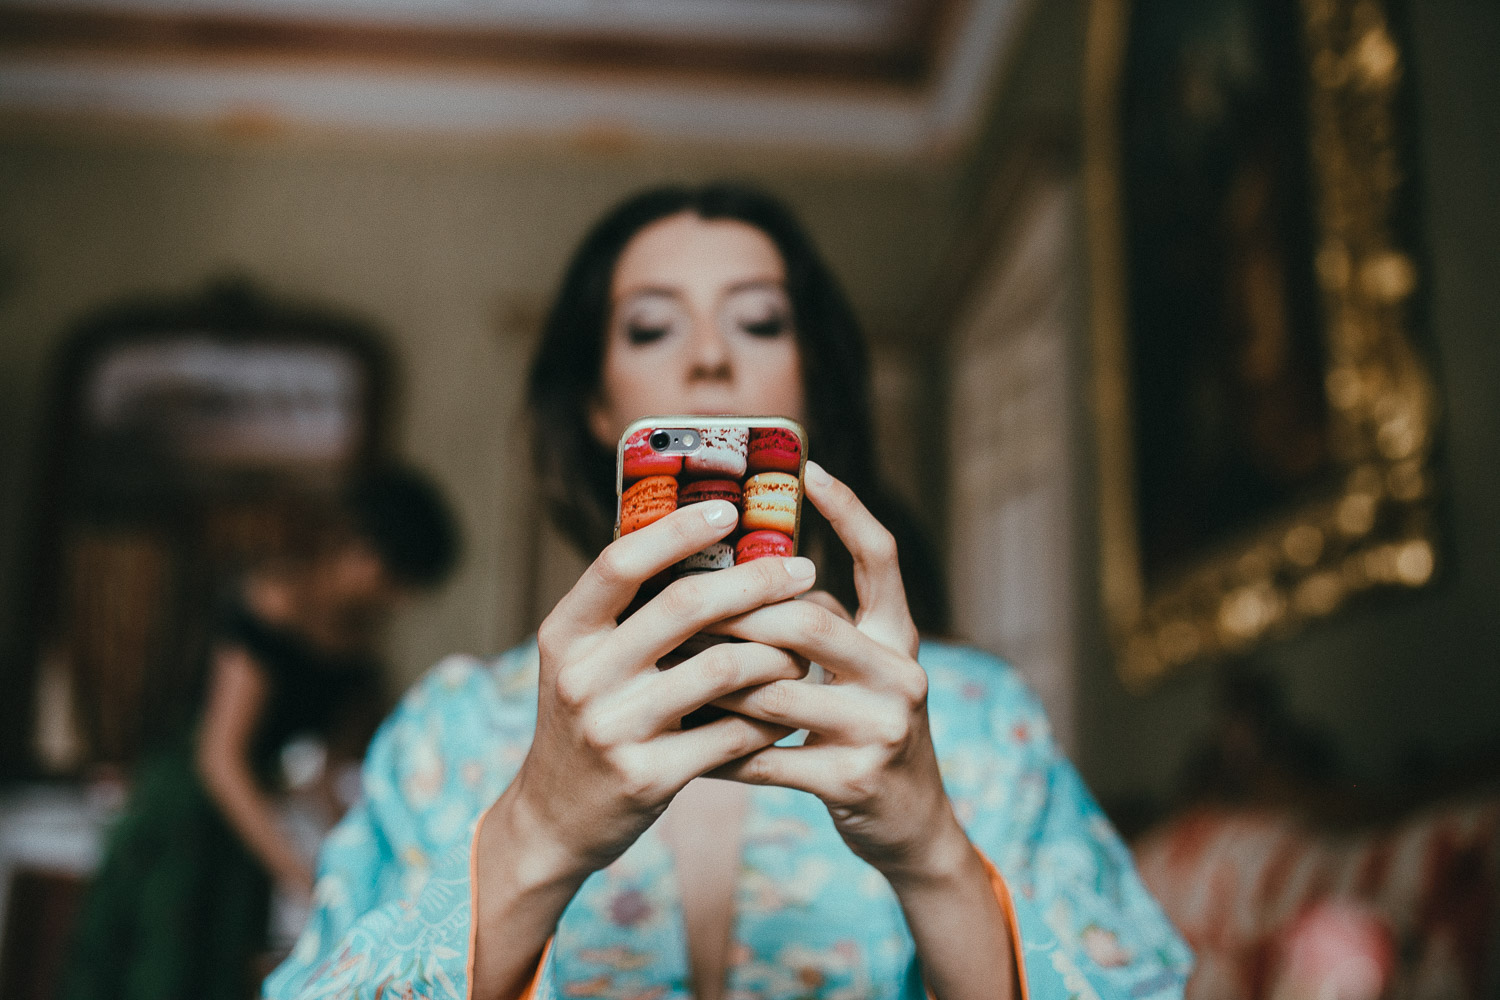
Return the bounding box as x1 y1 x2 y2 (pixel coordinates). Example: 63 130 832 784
607 557 817 672
652 713 795 788
552 501 739 633
704 600 895 684
802 461 918 654
706 744 841 800
793 591 849 687
799 589 854 622
615 641 808 734
711 678 870 736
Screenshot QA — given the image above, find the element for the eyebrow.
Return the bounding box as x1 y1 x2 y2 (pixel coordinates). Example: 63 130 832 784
614 277 786 304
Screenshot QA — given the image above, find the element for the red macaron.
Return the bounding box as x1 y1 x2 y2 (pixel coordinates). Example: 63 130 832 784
735 529 794 563
747 427 801 474
677 478 743 512
622 427 683 480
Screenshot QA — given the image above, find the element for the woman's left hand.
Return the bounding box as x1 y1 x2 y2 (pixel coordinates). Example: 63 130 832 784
708 461 968 884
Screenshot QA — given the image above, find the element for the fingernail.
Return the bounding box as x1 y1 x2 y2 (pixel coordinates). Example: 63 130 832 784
701 500 737 528
784 557 816 581
804 461 832 488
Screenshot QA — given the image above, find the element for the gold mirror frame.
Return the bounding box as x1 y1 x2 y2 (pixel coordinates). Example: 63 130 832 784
1083 0 1439 689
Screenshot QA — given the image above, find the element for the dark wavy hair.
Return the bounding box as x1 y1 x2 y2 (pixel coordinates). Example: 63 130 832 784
342 464 460 588
526 182 949 634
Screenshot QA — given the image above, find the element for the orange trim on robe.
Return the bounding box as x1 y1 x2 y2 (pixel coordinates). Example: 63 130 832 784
976 851 1030 1000
466 822 1026 1000
466 802 554 1000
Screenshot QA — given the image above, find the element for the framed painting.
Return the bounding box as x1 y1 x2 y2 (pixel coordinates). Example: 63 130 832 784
1084 0 1439 688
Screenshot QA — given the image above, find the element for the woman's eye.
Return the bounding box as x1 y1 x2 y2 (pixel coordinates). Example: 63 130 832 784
625 323 670 345
742 316 787 338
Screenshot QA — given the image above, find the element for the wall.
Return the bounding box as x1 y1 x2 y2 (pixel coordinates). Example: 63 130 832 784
944 173 1086 752
0 128 958 692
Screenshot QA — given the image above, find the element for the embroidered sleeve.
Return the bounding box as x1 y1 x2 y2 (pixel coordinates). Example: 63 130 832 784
929 645 1194 1000
264 654 532 1000
463 802 561 1000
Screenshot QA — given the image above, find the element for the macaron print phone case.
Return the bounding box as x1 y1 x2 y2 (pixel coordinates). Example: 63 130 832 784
615 417 806 574
615 416 807 727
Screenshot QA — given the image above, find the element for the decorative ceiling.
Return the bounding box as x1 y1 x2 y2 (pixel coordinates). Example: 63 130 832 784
0 0 1029 156
4 0 941 79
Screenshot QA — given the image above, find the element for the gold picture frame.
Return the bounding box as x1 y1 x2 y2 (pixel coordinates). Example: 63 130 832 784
1084 0 1439 690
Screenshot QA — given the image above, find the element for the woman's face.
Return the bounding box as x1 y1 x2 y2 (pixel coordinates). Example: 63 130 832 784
588 212 807 448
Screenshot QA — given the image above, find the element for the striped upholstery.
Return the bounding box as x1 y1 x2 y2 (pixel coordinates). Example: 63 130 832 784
1133 800 1500 1000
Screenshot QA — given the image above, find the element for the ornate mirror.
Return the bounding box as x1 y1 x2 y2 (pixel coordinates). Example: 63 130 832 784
3 281 391 777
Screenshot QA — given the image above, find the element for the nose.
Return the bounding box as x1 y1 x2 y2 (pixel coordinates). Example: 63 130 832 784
686 311 732 380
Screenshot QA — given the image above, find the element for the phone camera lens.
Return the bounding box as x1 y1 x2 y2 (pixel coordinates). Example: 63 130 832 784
649 430 672 451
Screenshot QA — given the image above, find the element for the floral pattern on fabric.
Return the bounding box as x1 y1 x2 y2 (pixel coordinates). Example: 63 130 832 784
265 641 1192 1000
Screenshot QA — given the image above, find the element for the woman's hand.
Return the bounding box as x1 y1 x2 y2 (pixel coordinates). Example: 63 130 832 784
474 498 818 999
705 462 966 882
706 464 1018 1000
489 497 816 884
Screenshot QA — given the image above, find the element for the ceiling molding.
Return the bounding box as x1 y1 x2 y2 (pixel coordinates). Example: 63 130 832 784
0 0 1028 158
0 2 944 84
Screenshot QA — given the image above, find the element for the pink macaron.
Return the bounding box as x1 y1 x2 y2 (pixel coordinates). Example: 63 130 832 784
684 426 748 478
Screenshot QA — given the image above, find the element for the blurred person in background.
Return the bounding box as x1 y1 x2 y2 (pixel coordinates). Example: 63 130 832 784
61 465 460 1000
266 184 1192 1000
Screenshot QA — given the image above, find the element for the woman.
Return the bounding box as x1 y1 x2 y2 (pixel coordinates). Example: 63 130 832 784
64 466 459 1000
266 185 1192 1000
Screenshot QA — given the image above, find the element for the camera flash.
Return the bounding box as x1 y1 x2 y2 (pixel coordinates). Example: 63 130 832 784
682 433 697 447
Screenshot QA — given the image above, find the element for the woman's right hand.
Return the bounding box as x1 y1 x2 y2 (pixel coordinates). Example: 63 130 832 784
482 497 815 893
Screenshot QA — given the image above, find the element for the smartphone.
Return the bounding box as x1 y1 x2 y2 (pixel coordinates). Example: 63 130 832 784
614 415 806 559
615 416 807 725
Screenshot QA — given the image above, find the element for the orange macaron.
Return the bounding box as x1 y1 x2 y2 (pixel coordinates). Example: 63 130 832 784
620 475 678 534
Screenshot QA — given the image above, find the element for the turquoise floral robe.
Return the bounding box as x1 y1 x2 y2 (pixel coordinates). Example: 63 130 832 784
264 640 1191 1000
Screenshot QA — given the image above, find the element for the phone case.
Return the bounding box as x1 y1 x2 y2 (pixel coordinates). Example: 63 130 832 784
614 416 808 727
614 415 807 568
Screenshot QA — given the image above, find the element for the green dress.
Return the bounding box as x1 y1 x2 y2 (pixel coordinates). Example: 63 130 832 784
60 602 379 1000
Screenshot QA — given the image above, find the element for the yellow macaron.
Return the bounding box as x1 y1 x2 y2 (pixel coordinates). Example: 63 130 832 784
742 472 799 535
